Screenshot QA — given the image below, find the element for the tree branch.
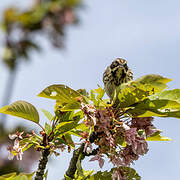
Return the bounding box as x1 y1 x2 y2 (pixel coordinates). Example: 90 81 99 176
34 148 50 180
65 132 98 179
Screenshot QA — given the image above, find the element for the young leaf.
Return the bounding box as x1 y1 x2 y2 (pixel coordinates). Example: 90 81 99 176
45 122 52 135
0 100 39 123
37 84 82 105
90 86 105 107
41 109 53 121
146 134 172 141
64 134 75 148
94 86 105 101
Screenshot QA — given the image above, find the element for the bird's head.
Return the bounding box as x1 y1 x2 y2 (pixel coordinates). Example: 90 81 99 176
110 58 128 73
110 58 132 84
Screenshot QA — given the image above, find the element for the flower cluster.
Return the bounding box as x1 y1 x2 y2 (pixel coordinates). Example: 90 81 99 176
7 131 24 160
80 102 159 172
131 117 159 137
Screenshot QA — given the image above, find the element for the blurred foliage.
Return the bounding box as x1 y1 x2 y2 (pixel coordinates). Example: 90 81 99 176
1 0 82 70
0 0 82 176
0 123 39 175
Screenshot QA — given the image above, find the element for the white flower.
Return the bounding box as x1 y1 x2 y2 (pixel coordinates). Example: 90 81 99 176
9 131 24 140
7 138 24 161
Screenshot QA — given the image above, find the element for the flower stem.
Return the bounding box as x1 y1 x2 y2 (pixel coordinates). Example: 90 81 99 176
34 149 50 180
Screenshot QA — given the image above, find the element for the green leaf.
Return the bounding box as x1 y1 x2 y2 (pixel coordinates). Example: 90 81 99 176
118 83 154 108
0 172 34 180
55 119 80 136
77 89 89 98
90 86 105 107
45 122 52 135
0 172 16 180
94 86 105 101
64 134 75 148
41 109 53 121
150 89 180 103
11 172 35 180
37 84 82 105
118 74 171 108
88 167 140 180
146 134 172 141
128 98 180 118
60 100 81 111
0 100 39 123
135 74 171 90
90 90 98 105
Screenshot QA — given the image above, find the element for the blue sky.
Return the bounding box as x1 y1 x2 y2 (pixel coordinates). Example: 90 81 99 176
0 0 180 179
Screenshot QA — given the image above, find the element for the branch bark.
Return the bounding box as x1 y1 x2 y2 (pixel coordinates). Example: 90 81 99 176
65 132 98 179
34 149 50 180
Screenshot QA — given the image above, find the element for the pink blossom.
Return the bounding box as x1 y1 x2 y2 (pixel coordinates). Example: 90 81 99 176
131 117 158 137
90 153 105 168
124 128 137 144
124 128 148 156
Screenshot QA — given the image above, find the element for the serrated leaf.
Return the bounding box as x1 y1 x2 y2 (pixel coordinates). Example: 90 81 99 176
146 134 172 141
37 84 82 105
0 100 39 123
45 122 52 135
41 109 53 121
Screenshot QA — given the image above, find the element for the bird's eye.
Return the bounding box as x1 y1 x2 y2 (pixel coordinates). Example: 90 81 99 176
110 61 119 69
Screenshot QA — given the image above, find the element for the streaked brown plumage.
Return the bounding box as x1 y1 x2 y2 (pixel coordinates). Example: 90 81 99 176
103 58 133 103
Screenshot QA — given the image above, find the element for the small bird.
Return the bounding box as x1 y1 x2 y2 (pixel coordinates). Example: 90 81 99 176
103 58 133 104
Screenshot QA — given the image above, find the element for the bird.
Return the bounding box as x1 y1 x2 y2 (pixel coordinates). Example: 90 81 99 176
103 58 133 105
